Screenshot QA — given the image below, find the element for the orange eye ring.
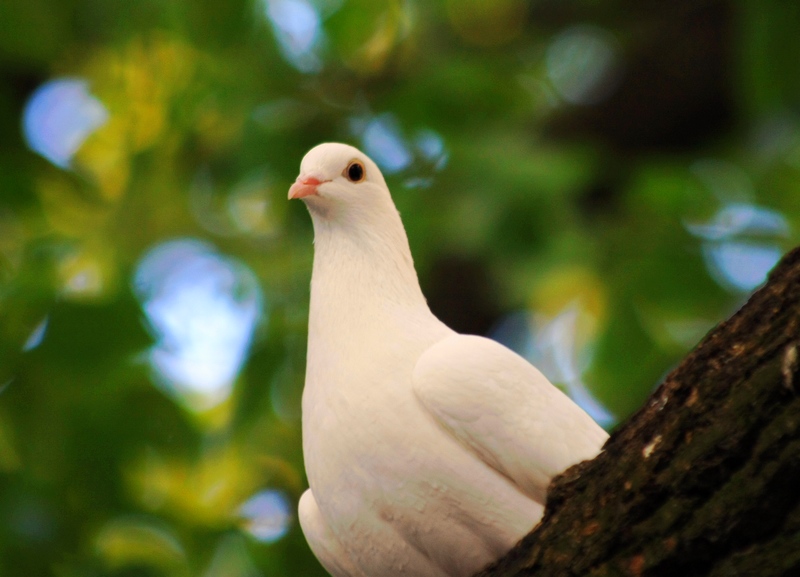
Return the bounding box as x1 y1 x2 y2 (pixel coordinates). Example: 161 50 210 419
344 160 366 183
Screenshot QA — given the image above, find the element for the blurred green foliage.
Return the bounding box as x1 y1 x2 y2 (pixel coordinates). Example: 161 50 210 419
1 0 800 575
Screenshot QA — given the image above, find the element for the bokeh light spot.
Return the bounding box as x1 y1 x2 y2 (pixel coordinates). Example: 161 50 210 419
414 129 449 170
703 241 783 292
227 173 281 237
239 489 293 543
686 203 789 241
134 239 264 411
546 25 620 106
687 203 789 292
360 114 412 174
57 250 108 299
22 317 49 352
264 0 323 73
489 308 615 429
22 78 109 169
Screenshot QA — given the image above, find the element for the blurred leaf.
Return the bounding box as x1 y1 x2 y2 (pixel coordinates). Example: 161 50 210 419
327 0 410 73
95 516 189 576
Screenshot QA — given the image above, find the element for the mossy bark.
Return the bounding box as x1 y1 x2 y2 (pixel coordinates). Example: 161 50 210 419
479 247 800 577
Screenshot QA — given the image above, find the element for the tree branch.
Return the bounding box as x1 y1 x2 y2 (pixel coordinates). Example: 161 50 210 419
479 247 800 577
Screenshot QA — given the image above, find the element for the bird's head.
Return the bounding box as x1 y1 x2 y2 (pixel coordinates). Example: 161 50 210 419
288 143 394 225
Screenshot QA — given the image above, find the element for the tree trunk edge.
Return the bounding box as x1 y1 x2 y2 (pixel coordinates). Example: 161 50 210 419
477 246 800 577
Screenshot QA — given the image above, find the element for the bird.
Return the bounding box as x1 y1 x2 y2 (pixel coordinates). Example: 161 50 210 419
289 142 609 577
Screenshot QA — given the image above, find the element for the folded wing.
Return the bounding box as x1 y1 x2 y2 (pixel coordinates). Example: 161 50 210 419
412 334 608 504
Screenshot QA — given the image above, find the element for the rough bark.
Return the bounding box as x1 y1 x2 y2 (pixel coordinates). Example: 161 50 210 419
479 247 800 577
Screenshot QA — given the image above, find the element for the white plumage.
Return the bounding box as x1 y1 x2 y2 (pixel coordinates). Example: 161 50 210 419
289 143 608 577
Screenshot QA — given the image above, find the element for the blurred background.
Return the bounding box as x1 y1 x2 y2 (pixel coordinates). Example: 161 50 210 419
1 0 799 574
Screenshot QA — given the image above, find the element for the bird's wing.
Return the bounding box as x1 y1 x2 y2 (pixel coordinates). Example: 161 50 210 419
412 334 608 504
299 490 368 577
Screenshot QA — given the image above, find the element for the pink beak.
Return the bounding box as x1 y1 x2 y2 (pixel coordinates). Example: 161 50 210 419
288 176 324 200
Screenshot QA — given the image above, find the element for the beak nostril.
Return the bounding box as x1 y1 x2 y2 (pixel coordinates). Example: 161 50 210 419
289 175 325 200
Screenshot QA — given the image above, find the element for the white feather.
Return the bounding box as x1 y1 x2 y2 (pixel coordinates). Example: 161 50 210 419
413 334 609 504
293 143 608 577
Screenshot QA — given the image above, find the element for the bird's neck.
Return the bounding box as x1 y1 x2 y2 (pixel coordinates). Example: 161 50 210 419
303 207 450 432
308 210 430 337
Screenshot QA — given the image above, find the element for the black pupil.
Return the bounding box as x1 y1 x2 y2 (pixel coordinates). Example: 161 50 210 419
348 163 364 181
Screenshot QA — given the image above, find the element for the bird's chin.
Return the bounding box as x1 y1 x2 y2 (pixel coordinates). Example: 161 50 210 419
303 195 332 219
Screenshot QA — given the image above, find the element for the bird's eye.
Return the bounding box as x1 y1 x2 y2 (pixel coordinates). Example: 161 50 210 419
344 160 366 183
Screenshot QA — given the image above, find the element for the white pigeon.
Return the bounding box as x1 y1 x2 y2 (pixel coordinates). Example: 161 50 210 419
289 142 608 577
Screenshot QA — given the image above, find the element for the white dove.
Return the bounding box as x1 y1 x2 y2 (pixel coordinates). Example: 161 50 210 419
289 142 608 577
